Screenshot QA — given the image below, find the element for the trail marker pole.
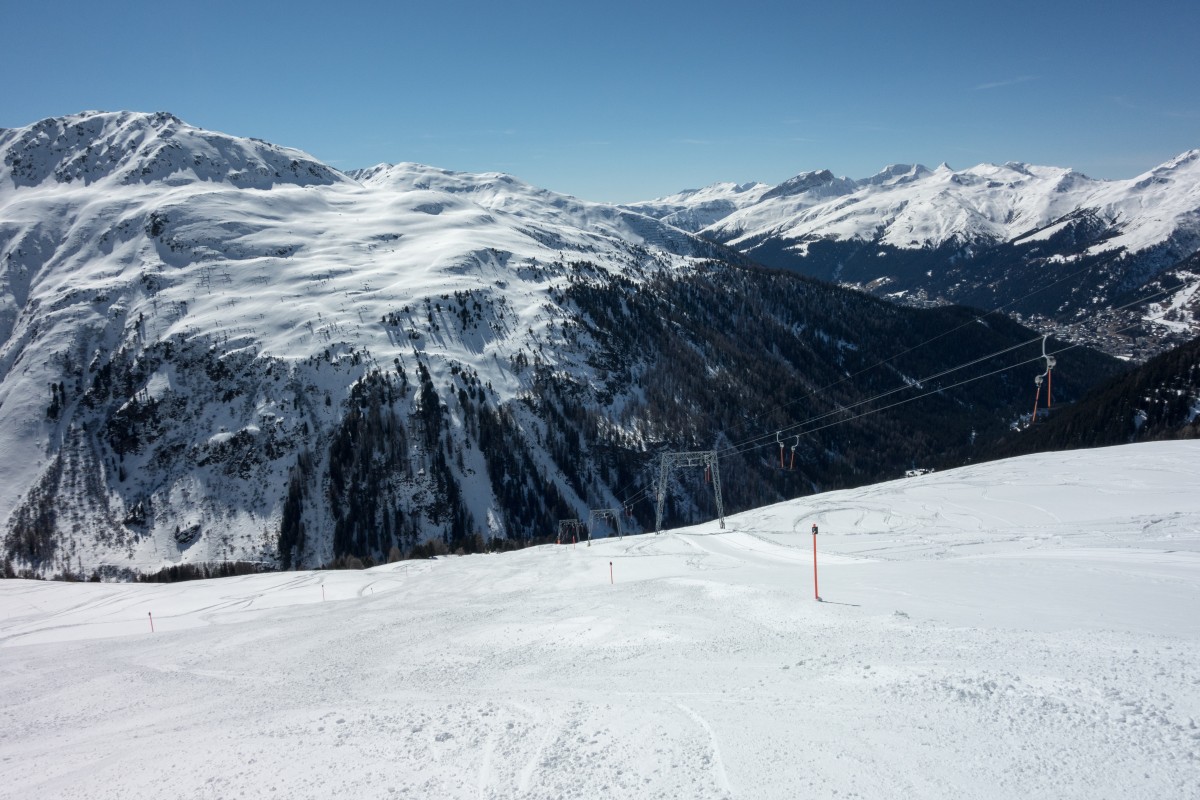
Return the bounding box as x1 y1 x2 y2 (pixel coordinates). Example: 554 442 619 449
811 523 820 601
322 585 326 602
148 612 154 633
610 561 613 585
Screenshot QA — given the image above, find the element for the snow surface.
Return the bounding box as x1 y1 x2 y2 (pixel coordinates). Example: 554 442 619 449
2 441 1198 799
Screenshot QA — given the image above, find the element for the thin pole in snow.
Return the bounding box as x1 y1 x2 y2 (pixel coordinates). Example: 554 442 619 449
812 527 820 601
321 585 326 602
148 611 154 633
610 561 613 585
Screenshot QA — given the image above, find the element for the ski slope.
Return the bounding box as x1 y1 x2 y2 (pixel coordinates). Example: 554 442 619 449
2 441 1198 799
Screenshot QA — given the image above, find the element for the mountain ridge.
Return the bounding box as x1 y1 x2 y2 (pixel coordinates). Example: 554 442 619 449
626 151 1200 355
1 110 347 189
0 111 1173 578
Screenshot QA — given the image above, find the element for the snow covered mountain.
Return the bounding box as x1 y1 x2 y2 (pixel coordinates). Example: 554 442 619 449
0 112 1132 578
1 110 345 190
629 154 1200 355
0 111 732 575
348 162 738 260
621 180 772 232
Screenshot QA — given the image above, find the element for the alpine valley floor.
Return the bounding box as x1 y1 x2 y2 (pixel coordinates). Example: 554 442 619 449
2 441 1198 799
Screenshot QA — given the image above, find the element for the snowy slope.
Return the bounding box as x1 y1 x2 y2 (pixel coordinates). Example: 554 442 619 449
2 440 1197 798
351 162 729 257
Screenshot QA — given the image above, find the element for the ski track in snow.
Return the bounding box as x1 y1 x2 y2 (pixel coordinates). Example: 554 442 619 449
1 441 1199 798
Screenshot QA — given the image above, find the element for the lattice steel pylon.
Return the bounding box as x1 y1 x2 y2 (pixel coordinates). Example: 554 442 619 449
557 519 586 545
587 508 623 544
654 450 725 533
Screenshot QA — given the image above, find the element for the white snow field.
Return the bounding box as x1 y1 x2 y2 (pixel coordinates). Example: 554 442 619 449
2 441 1199 799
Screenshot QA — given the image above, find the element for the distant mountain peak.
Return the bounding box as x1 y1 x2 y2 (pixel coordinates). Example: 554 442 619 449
1 110 347 190
1164 148 1200 167
1142 149 1200 181
759 169 856 202
861 163 931 187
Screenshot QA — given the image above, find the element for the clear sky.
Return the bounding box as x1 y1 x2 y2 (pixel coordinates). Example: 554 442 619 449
4 0 1198 202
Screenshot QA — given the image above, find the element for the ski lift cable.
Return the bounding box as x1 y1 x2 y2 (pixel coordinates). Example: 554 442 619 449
724 347 1063 460
617 333 1044 503
619 282 1184 506
616 302 1173 510
719 280 1188 458
766 297 1180 450
721 311 1171 462
621 346 1057 508
717 333 1044 457
620 340 1016 507
619 282 1185 507
718 256 1121 443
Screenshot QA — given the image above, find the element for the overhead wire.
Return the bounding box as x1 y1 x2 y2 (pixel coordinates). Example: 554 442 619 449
723 301 1183 462
611 257 1109 505
717 254 1131 443
617 280 1188 507
719 280 1187 458
612 256 1121 505
716 332 1044 457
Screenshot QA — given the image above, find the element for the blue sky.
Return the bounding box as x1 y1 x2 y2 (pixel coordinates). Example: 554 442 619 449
4 0 1197 202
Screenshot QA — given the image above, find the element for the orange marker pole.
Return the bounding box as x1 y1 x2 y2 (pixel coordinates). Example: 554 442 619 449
1047 370 1052 408
148 611 154 633
812 532 820 601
